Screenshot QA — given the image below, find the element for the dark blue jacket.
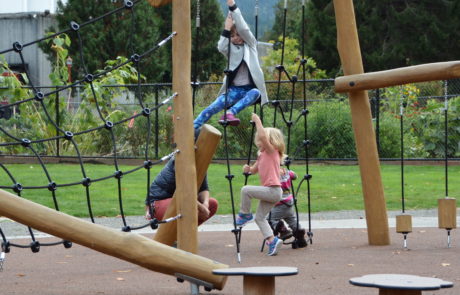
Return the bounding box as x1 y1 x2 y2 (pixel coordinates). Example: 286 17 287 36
145 157 208 204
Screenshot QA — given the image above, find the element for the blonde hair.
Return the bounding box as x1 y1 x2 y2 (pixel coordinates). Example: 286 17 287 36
255 127 286 160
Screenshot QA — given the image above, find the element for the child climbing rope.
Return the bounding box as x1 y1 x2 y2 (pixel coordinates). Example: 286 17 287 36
236 113 285 256
193 0 268 129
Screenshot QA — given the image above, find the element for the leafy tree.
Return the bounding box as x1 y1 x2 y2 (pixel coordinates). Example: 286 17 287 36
191 0 226 81
269 0 460 77
262 37 326 80
41 0 225 83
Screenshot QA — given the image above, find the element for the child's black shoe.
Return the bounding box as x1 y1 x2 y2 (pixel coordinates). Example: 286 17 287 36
292 228 308 249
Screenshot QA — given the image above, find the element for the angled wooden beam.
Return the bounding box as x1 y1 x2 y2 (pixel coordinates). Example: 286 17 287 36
335 61 460 93
0 189 228 289
154 124 222 249
333 0 390 245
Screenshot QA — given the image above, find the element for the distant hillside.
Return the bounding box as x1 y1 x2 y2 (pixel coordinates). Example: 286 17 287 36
218 0 277 41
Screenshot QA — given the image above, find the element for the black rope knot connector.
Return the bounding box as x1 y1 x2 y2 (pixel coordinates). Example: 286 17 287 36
21 138 31 147
2 241 11 253
63 240 73 249
287 121 293 127
142 108 151 117
122 226 131 232
13 183 23 193
143 160 153 169
223 69 232 75
64 131 74 140
84 74 94 83
218 119 229 127
70 21 80 31
34 91 44 101
47 181 57 192
149 219 159 230
276 65 284 72
225 174 235 180
30 241 40 253
130 53 140 63
124 0 134 8
304 174 312 180
12 41 23 52
301 108 309 116
291 75 298 83
82 177 91 187
271 100 280 107
114 170 123 179
104 121 114 130
300 58 307 65
303 139 311 147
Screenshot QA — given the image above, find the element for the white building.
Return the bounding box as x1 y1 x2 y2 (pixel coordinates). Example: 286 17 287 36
0 0 64 14
0 0 67 86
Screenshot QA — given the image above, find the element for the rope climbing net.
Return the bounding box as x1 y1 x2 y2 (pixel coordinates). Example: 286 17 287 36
0 0 180 258
218 0 315 262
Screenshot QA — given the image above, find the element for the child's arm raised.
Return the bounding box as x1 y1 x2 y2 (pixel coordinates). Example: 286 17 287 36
252 113 275 154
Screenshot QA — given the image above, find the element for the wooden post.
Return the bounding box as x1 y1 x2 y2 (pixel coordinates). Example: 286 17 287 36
333 0 390 245
154 124 222 248
171 0 197 253
396 214 412 234
438 198 457 229
0 189 228 289
243 276 275 295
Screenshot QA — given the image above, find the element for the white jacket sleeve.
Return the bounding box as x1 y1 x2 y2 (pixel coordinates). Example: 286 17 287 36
217 35 230 56
230 8 257 48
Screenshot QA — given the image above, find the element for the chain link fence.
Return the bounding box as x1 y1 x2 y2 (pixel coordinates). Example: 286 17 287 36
1 79 459 162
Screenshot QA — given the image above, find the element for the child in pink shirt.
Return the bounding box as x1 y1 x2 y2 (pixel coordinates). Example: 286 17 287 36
236 113 286 256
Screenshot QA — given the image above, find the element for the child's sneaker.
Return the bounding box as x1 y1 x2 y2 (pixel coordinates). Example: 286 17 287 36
219 113 240 126
267 236 283 256
236 212 254 227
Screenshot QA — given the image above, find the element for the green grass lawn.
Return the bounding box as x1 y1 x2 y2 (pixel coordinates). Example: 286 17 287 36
1 163 458 217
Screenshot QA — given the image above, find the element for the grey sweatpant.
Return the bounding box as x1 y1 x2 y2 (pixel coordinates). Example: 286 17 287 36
240 185 282 239
268 204 299 232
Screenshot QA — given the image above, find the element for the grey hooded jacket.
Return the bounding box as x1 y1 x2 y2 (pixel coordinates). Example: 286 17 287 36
217 5 268 106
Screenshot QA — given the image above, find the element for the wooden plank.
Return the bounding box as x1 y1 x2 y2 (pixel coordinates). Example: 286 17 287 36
333 0 390 245
335 61 460 93
0 189 228 289
154 125 222 249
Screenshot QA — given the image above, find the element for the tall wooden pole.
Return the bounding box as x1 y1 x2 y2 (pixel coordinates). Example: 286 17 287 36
171 0 198 253
333 0 390 245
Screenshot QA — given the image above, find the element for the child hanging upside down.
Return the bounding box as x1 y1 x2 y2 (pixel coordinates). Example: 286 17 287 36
193 0 268 129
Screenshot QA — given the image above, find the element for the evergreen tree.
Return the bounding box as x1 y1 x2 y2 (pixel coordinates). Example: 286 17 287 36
269 0 460 77
42 0 225 83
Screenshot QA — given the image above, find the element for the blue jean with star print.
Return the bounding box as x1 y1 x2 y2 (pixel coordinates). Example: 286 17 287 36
193 85 260 129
